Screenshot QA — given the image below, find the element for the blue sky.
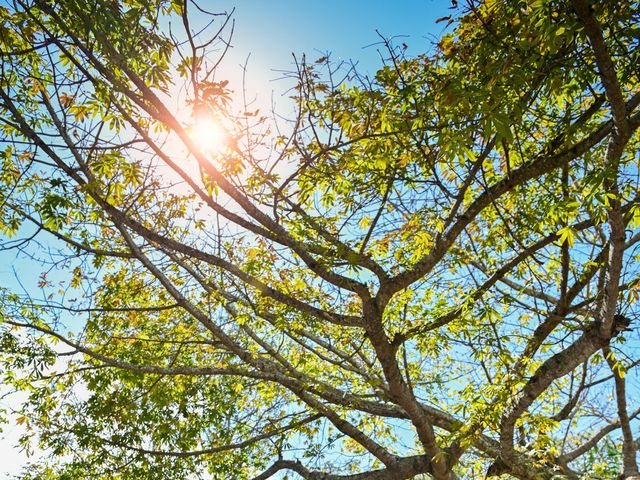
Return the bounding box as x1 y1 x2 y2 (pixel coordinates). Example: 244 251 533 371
179 0 454 120
228 0 451 75
0 1 452 476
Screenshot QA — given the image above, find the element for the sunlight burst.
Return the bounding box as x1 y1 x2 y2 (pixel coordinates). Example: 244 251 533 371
189 117 226 155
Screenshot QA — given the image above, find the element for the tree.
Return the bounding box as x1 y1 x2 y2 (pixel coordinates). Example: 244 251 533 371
1 0 640 478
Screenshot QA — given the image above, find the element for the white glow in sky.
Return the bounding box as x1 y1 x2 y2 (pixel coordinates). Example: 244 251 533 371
189 117 227 155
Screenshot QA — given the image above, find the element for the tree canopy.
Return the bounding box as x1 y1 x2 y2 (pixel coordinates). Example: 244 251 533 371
1 0 640 478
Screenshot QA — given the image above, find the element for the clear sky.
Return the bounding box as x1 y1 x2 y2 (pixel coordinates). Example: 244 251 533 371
228 0 451 76
183 0 454 117
0 1 452 476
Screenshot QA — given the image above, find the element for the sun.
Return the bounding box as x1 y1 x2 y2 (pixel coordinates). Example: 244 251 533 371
189 117 226 155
